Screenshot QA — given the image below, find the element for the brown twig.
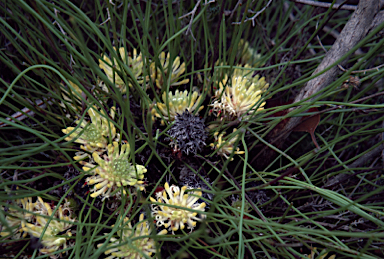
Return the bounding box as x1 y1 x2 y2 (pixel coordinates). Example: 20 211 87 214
179 0 202 41
232 0 273 26
197 238 222 256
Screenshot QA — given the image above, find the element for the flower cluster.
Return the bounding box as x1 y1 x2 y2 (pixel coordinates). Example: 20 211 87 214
99 47 144 93
99 47 190 92
59 81 85 114
150 52 189 88
150 182 206 234
98 214 167 259
210 73 268 119
81 141 147 200
62 107 119 160
20 197 75 256
210 129 245 160
166 111 207 155
237 39 264 66
1 197 36 239
151 89 203 125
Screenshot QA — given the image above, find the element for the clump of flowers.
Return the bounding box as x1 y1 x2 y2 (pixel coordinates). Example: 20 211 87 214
151 89 203 125
150 182 206 234
59 81 85 114
99 47 144 92
166 111 207 155
62 107 119 160
21 197 75 256
149 52 189 88
210 73 268 119
1 197 36 238
237 39 264 66
98 214 167 259
81 141 147 200
210 129 245 160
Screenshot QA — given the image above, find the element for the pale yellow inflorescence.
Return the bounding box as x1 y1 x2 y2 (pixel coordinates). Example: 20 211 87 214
59 81 85 114
151 89 203 125
21 197 75 255
62 107 119 160
81 141 147 200
0 197 37 238
99 47 144 92
98 214 167 259
210 72 268 119
150 182 206 234
237 39 264 66
210 129 245 161
150 52 189 89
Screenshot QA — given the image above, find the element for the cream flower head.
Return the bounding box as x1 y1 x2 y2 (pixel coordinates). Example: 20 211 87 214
149 52 189 89
0 197 36 238
151 89 203 125
81 141 147 200
237 39 264 66
99 47 144 92
210 129 245 161
98 214 167 259
62 107 119 160
21 197 75 255
150 182 206 234
59 81 84 114
210 73 268 119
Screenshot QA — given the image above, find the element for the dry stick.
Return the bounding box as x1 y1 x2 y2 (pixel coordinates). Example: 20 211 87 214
293 0 357 10
257 1 381 170
232 0 273 26
316 20 384 74
179 0 201 41
323 141 384 188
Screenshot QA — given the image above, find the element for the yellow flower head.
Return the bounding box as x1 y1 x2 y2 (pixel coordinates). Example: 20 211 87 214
210 73 268 119
210 129 245 160
98 214 167 259
81 141 147 200
21 197 75 255
99 47 144 92
152 89 203 125
1 197 36 238
237 39 264 66
149 52 189 88
150 182 206 234
62 107 119 160
59 81 84 113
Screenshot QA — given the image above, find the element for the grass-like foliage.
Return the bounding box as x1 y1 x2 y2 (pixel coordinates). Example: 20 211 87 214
1 0 384 258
